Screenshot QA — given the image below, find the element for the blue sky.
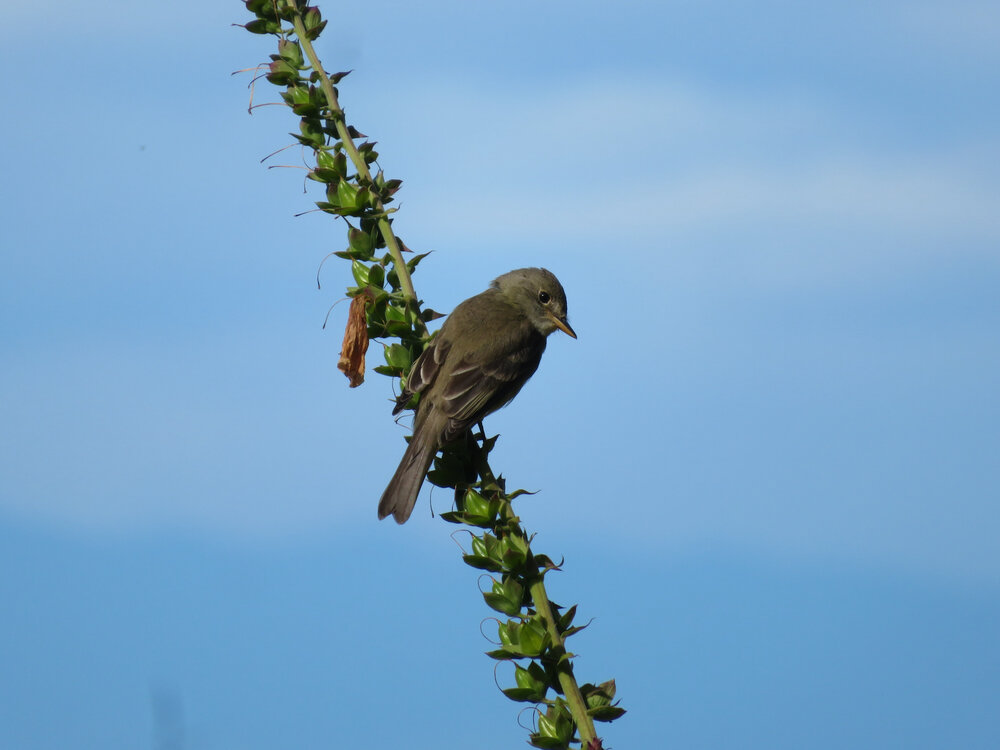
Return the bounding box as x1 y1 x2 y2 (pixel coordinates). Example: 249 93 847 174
2 1 998 748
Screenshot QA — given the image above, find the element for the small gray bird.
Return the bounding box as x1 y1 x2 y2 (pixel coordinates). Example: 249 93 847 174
378 267 576 523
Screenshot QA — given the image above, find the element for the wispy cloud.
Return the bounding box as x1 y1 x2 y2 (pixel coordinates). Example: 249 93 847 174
902 1 1000 58
384 77 1000 259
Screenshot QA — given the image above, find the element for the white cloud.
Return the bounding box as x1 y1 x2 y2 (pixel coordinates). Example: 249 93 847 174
380 76 1000 266
901 1 1000 59
0 329 378 537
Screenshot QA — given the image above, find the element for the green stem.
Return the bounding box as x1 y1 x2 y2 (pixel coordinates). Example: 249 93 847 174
290 11 425 335
529 577 598 746
484 440 595 744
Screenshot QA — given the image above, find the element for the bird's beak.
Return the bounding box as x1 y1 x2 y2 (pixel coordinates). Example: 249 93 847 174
549 313 577 339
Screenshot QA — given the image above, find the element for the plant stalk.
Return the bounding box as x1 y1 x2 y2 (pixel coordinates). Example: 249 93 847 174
492 472 597 745
291 11 424 333
529 577 598 745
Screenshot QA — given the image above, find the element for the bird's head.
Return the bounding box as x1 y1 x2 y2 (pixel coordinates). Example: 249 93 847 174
492 267 577 339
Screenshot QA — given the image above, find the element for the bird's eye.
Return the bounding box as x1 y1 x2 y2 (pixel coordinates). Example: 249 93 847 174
538 290 551 304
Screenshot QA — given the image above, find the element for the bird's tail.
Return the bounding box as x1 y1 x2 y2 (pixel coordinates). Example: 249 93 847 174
378 433 437 524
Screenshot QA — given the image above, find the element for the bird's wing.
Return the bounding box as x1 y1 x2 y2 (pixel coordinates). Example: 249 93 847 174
392 334 451 415
437 339 544 443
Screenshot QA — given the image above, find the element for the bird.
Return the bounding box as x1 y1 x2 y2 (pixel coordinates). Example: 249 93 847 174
378 267 576 523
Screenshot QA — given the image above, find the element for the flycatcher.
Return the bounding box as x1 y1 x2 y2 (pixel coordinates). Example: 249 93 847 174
378 267 576 523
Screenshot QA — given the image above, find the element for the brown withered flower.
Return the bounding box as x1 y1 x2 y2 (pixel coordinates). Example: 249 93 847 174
338 292 371 387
